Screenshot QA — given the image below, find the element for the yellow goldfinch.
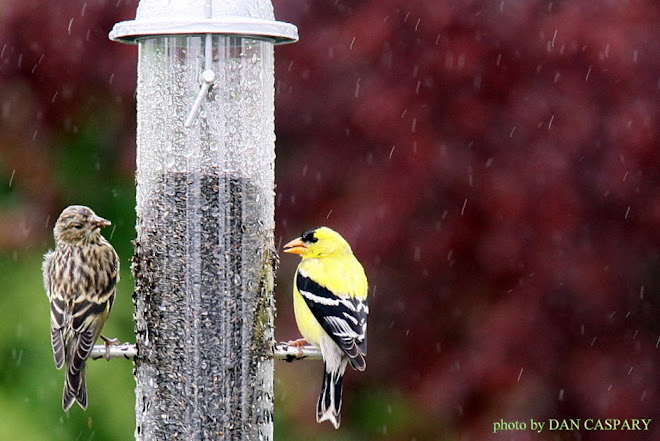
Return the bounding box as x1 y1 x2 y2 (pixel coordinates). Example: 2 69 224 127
283 226 368 429
42 205 120 410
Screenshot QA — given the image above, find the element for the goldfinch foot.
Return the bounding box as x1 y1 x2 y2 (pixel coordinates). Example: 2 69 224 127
286 338 309 358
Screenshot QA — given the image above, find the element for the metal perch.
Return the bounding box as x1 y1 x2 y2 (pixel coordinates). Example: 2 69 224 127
90 342 137 360
273 342 323 361
90 342 322 361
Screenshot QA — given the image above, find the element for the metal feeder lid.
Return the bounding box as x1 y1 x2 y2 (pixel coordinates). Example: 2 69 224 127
109 0 298 45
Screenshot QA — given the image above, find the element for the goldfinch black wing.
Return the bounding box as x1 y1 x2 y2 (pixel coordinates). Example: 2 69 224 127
296 271 368 370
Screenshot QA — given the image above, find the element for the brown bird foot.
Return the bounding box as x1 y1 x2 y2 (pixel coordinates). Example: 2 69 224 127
100 335 120 360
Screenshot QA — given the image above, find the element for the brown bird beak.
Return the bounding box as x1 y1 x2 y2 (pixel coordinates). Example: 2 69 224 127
283 237 306 254
91 215 111 228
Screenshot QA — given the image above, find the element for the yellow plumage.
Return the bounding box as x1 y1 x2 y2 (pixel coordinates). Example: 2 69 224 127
284 226 368 428
293 254 367 345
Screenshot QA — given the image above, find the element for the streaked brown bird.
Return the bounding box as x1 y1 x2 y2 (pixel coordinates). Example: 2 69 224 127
42 205 120 411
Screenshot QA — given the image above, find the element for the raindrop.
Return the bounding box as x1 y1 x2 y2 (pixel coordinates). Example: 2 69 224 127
509 125 517 138
13 348 23 366
473 73 482 90
8 169 15 187
31 53 44 74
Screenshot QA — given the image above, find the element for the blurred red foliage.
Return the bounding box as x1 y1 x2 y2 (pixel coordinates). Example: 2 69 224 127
273 0 660 439
0 0 137 247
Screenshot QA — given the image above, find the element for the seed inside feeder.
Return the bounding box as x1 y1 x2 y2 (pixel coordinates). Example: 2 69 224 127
133 170 275 440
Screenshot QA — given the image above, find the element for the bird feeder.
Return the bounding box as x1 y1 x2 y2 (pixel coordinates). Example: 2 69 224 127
110 1 296 439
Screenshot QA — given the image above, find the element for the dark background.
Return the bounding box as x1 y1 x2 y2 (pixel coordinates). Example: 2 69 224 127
0 1 658 440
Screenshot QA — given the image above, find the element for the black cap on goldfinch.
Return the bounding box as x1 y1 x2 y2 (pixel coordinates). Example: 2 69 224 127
283 227 352 259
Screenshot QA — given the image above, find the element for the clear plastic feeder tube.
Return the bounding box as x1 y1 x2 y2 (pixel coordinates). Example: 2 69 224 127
132 35 277 440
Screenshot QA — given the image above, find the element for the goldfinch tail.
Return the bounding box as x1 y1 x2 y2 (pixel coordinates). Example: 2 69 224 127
317 361 347 429
62 367 87 411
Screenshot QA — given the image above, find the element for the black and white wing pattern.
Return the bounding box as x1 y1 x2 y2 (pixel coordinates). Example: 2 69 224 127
296 271 368 370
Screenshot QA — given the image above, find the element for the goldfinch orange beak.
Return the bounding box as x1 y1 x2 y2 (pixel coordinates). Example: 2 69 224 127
283 237 306 254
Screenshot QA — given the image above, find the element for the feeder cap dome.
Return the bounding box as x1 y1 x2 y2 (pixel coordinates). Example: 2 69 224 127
109 0 298 45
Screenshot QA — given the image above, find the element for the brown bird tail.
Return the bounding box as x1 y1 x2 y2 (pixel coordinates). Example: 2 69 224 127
62 367 87 411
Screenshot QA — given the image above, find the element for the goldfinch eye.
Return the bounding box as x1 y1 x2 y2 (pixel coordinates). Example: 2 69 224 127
301 229 318 243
